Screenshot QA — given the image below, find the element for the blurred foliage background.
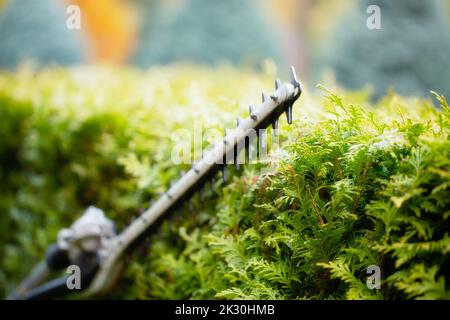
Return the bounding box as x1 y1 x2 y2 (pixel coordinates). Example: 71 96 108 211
0 0 449 98
321 0 450 99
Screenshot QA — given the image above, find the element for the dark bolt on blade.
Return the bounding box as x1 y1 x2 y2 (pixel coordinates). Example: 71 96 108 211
249 105 258 121
275 79 281 90
286 104 293 125
270 93 279 102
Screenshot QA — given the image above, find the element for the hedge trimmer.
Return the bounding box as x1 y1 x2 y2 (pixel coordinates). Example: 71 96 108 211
8 66 302 300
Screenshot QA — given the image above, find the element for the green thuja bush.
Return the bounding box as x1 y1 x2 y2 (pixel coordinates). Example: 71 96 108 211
0 65 449 299
122 89 450 300
0 64 278 297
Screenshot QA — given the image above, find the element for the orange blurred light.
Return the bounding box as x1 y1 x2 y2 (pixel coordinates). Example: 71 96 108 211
69 0 137 64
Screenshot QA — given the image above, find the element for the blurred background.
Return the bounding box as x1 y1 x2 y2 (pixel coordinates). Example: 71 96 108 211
0 0 450 99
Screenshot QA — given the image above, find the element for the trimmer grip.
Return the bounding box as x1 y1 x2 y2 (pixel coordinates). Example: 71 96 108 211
45 243 70 271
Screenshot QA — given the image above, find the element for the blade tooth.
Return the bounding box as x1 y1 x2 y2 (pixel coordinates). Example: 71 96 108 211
286 103 293 125
290 66 301 88
236 117 243 127
275 79 282 90
262 93 269 103
270 93 279 102
249 105 258 121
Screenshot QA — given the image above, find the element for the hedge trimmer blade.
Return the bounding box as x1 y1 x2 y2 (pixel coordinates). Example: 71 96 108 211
9 66 303 299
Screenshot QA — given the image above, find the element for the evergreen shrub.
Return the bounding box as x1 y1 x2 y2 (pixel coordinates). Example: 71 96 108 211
0 65 448 299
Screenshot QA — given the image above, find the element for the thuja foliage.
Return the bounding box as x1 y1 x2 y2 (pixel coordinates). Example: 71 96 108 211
0 65 449 299
121 89 450 300
0 63 279 297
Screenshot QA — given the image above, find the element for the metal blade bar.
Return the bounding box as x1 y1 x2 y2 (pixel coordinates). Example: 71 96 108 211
86 67 302 296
